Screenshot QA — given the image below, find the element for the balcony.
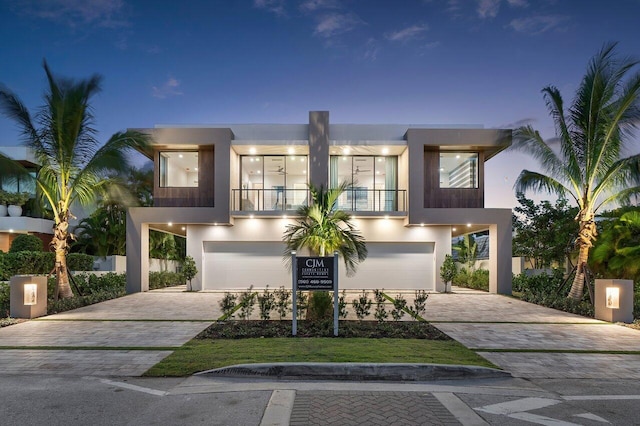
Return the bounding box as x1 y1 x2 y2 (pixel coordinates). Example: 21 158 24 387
231 188 406 214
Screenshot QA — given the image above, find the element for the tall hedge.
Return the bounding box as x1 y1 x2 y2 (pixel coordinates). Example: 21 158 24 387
0 252 94 280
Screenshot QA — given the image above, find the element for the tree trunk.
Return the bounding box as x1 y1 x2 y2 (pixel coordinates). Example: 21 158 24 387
568 210 597 301
52 216 74 299
55 249 73 299
568 243 589 300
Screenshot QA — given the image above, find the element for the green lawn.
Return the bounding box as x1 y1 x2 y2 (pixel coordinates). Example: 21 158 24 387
144 338 496 376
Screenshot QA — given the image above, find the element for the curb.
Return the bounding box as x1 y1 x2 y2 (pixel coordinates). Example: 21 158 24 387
196 362 511 381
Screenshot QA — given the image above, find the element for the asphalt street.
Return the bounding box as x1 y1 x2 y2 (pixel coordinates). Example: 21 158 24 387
2 374 640 425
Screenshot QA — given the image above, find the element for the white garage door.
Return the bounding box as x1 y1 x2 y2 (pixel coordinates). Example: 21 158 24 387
203 241 290 290
203 241 434 291
341 242 435 290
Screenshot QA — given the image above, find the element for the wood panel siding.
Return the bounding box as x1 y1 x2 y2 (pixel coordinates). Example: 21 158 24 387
153 146 215 207
423 150 484 208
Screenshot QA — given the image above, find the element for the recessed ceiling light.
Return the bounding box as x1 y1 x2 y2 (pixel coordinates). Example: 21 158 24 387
343 147 351 154
181 226 186 231
249 148 257 155
288 147 294 154
382 148 389 155
195 167 198 171
452 227 457 231
467 223 472 227
168 222 173 227
456 155 460 159
178 154 183 158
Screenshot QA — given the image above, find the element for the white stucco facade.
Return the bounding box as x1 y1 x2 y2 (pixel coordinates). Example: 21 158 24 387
126 111 513 295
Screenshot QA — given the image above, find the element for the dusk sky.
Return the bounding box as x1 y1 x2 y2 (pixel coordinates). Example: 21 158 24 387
1 0 640 208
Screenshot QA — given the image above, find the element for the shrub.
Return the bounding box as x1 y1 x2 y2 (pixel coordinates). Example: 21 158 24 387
67 253 95 271
181 256 198 291
453 268 489 291
238 286 256 320
352 290 372 321
373 289 388 323
391 294 407 321
307 291 333 321
338 290 348 319
412 290 428 320
9 234 43 253
296 291 308 320
257 286 276 320
219 292 237 320
0 282 9 317
149 271 185 289
275 286 290 320
3 251 55 277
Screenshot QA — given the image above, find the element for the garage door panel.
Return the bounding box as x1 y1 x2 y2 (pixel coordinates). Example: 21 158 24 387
204 241 434 291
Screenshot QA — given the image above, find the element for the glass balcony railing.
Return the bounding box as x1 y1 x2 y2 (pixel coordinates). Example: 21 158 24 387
335 189 406 213
231 189 309 212
231 188 407 213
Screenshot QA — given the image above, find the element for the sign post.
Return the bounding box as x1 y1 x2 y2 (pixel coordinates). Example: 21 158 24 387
291 252 339 336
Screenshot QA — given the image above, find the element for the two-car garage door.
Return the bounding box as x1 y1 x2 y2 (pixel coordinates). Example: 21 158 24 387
203 241 435 290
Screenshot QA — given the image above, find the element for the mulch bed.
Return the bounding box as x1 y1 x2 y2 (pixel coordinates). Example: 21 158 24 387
197 320 451 340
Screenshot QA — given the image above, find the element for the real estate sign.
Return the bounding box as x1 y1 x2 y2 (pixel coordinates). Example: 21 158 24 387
291 252 339 336
296 256 334 290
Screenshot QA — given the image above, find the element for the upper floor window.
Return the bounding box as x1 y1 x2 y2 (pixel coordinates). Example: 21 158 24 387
330 155 399 211
159 151 198 187
239 155 308 210
439 152 478 188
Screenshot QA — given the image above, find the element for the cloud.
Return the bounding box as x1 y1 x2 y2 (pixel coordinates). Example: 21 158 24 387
314 13 362 38
508 15 568 34
253 0 286 16
362 38 380 61
385 24 428 43
299 0 341 13
476 0 528 19
506 0 528 7
476 0 501 19
152 77 183 99
11 0 130 28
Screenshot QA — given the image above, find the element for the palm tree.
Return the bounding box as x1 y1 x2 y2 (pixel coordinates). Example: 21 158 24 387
0 61 151 298
283 181 367 276
511 43 640 300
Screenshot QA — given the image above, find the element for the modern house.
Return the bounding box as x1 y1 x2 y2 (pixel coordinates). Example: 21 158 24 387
0 146 54 252
126 111 512 294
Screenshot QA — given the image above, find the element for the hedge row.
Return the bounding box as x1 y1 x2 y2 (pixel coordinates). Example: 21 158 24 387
0 252 94 281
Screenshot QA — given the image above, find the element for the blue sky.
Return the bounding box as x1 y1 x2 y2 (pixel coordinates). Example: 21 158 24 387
1 0 640 208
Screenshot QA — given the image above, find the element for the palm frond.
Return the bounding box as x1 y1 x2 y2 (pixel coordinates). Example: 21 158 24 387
514 170 576 204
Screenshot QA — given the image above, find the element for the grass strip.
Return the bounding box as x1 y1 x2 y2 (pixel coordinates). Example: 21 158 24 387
427 321 608 325
144 337 494 377
474 348 640 355
0 346 177 351
32 319 216 322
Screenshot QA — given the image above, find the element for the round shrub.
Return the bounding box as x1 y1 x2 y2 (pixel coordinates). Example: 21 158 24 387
9 234 43 253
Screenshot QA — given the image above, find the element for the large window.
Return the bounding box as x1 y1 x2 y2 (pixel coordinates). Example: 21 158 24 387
159 151 198 187
439 153 478 188
240 155 307 210
330 155 398 211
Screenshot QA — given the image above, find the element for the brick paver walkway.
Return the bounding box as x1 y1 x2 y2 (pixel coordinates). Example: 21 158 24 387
289 391 461 426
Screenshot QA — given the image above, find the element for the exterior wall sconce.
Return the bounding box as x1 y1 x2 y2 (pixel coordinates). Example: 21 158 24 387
595 279 633 323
